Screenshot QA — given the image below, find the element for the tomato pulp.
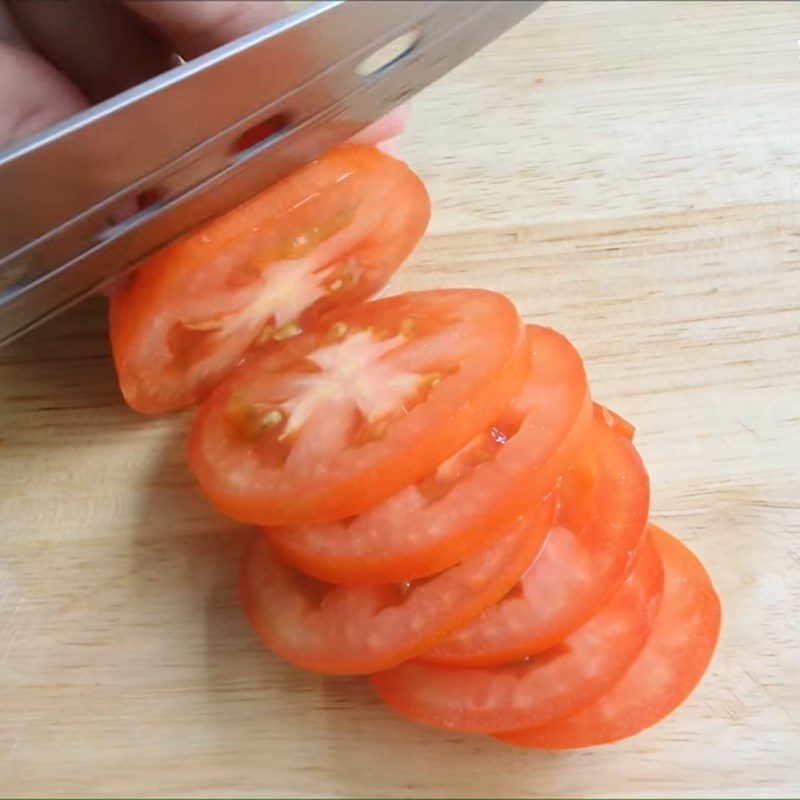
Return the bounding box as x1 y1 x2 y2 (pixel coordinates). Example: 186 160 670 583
240 497 554 675
267 325 592 584
498 525 721 748
371 533 664 732
189 289 530 525
110 146 430 412
420 404 650 667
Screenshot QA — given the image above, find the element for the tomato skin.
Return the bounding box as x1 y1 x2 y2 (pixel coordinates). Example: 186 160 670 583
189 289 530 526
370 533 664 733
110 145 430 413
267 325 592 585
497 525 721 749
239 496 554 675
418 404 650 667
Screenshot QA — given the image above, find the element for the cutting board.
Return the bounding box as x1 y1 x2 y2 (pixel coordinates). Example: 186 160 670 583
1 2 798 796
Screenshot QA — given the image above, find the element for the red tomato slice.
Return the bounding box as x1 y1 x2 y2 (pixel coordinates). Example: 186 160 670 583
267 325 592 584
239 497 555 675
498 525 721 749
371 533 664 732
110 146 430 413
189 289 530 525
419 404 649 667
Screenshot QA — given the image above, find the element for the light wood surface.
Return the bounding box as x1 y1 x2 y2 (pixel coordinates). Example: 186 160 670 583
1 2 799 797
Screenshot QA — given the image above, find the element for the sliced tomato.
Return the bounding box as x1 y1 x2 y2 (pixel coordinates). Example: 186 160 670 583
498 525 721 749
239 496 554 675
110 145 430 413
419 404 649 667
189 289 529 526
371 533 664 732
267 325 591 584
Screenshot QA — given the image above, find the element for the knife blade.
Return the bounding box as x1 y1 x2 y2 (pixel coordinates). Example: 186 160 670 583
0 0 541 346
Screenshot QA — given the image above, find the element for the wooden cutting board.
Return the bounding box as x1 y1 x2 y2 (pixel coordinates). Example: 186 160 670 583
1 2 798 796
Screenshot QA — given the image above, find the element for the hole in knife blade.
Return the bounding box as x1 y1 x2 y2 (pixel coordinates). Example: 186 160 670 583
232 113 291 156
97 201 166 244
136 188 164 210
356 31 420 77
95 111 291 246
100 189 163 231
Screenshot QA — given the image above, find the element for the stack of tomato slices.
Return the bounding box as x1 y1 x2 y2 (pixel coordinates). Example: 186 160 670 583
109 145 721 749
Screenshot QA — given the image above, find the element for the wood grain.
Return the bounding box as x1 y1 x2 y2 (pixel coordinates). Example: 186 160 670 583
1 2 799 797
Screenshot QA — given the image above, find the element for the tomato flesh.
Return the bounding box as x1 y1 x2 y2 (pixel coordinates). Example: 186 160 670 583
189 289 529 525
419 404 650 667
267 325 591 584
240 496 554 675
371 532 664 732
498 525 721 748
110 145 430 413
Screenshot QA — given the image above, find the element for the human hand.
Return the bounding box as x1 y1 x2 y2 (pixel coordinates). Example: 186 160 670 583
0 0 407 150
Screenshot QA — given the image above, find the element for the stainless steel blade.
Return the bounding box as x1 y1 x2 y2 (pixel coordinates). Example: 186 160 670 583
0 0 540 346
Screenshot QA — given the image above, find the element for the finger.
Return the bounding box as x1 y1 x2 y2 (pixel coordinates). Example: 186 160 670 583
375 138 401 158
6 0 174 103
124 1 288 60
0 41 86 148
348 104 410 148
0 2 26 47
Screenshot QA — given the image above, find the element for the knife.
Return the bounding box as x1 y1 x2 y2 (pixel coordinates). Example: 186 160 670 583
0 0 541 346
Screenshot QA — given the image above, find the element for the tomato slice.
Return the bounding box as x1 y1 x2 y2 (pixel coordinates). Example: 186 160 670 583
110 145 430 413
498 525 721 749
419 404 649 667
266 325 591 584
189 289 529 525
239 496 554 675
371 532 664 733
